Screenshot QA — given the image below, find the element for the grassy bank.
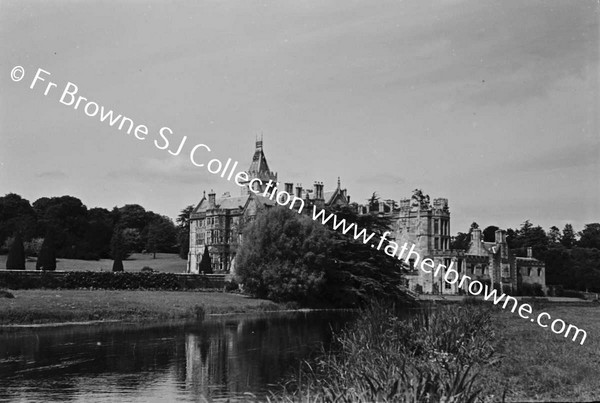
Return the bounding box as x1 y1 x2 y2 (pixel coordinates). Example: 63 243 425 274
483 304 600 402
272 303 600 402
0 289 279 325
0 253 186 273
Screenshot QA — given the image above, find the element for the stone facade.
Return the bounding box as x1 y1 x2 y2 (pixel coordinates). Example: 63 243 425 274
188 140 349 274
389 190 546 295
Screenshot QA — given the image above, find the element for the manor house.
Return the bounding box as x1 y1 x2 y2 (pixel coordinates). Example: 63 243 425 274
187 140 546 295
187 139 349 274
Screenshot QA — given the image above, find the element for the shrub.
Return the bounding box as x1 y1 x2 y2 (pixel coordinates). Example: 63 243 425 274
141 266 154 273
274 303 498 402
6 233 25 270
0 290 14 298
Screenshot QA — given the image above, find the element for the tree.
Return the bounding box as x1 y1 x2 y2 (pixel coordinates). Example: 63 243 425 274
578 223 600 250
177 205 195 259
236 207 331 303
561 224 577 248
450 222 478 250
548 226 561 244
6 233 25 270
36 232 57 271
199 246 212 274
483 226 499 242
0 193 37 248
145 216 178 258
112 254 124 272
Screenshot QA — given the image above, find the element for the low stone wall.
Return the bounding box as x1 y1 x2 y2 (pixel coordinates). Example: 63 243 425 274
0 270 227 290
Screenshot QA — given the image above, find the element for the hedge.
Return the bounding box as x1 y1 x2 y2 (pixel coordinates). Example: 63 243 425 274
0 271 225 290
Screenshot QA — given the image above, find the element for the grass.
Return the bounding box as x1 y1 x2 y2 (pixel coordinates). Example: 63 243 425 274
0 289 280 325
271 304 498 402
482 304 600 402
0 253 186 273
270 302 600 402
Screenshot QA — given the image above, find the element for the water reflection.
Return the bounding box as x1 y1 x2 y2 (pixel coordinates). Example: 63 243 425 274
0 311 354 402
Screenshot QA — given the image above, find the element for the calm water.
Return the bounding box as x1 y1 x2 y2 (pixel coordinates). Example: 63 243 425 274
0 311 356 402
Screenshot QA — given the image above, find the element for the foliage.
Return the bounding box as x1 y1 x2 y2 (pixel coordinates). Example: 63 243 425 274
561 224 577 247
199 246 212 274
145 215 178 258
36 231 57 271
112 255 124 272
0 290 14 298
236 207 329 304
274 304 497 402
24 237 44 257
450 222 478 251
578 223 600 250
6 233 25 270
0 193 37 248
0 271 222 290
482 225 499 242
545 245 600 292
177 205 195 259
237 204 408 307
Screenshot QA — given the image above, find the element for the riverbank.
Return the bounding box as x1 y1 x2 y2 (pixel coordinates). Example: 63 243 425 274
0 289 280 326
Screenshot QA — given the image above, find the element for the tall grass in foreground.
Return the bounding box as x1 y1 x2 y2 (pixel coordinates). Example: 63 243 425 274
271 303 501 402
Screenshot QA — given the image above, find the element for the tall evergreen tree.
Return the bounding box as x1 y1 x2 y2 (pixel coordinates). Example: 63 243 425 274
199 246 212 274
112 253 124 272
6 233 25 270
561 224 577 248
36 233 57 271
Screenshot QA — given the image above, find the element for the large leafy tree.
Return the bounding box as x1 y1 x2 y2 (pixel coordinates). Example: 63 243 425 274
578 223 600 250
145 216 178 258
236 207 330 303
237 204 406 307
483 225 499 242
0 193 37 248
6 233 25 270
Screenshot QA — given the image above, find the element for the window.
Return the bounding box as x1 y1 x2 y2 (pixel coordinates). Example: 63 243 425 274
537 268 542 277
434 238 439 250
434 219 439 234
197 231 204 245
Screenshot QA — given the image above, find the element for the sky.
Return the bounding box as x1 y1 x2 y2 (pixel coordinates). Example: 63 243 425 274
1 0 598 234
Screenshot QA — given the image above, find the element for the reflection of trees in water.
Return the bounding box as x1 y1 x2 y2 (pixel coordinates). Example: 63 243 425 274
0 312 354 401
181 312 351 400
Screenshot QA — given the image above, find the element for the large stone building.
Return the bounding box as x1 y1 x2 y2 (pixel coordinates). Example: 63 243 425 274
385 190 546 295
188 141 546 295
187 140 349 274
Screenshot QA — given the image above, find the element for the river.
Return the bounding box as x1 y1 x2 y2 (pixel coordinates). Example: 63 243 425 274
0 311 356 402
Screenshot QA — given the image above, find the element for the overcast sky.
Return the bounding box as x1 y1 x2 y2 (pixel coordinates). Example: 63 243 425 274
1 0 598 233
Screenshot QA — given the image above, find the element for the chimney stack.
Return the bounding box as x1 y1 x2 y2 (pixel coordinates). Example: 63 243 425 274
527 247 533 258
295 184 303 198
208 190 216 206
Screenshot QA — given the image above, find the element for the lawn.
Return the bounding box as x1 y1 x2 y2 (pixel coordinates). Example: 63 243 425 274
0 289 279 325
0 253 187 273
483 304 600 402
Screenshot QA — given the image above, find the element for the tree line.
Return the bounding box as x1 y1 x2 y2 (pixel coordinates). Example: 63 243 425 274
1 193 193 270
451 221 600 292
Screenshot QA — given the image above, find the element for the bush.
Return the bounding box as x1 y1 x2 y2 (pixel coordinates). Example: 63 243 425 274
274 303 498 402
520 282 545 297
141 266 154 273
0 290 14 299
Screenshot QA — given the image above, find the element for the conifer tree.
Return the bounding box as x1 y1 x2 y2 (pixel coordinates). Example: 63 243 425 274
112 253 124 272
36 233 57 271
199 246 212 274
6 233 26 270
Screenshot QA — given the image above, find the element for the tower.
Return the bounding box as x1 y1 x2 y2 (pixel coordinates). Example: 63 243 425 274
239 138 278 195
